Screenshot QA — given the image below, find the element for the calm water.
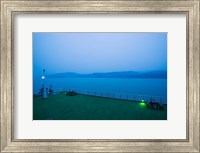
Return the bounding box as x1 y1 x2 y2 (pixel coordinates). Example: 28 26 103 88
33 78 167 97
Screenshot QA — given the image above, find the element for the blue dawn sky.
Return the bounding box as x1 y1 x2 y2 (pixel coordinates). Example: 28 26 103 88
33 32 167 77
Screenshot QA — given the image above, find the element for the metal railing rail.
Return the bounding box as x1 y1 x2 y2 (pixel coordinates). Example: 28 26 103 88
54 88 167 104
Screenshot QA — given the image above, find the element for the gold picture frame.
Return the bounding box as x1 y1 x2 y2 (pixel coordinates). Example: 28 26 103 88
1 0 199 152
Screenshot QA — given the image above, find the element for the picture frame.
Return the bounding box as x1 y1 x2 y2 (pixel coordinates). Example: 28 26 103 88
0 0 199 152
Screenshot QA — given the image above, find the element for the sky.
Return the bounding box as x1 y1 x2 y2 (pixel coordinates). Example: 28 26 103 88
33 32 167 77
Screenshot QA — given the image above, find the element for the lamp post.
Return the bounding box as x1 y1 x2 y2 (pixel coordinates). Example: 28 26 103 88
41 69 48 99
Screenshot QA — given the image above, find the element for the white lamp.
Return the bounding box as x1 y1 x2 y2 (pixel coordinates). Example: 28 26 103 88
42 69 48 99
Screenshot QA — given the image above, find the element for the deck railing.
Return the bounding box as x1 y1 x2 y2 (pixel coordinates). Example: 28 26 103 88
54 88 167 104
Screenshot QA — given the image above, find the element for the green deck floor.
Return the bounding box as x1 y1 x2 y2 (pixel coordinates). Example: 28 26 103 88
33 94 167 120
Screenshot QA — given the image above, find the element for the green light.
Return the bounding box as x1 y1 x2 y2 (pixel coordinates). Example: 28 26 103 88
139 102 146 106
139 100 147 107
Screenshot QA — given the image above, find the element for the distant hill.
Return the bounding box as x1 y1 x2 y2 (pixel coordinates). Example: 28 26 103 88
46 71 167 78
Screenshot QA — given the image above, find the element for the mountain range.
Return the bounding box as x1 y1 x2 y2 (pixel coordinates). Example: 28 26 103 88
46 71 167 78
